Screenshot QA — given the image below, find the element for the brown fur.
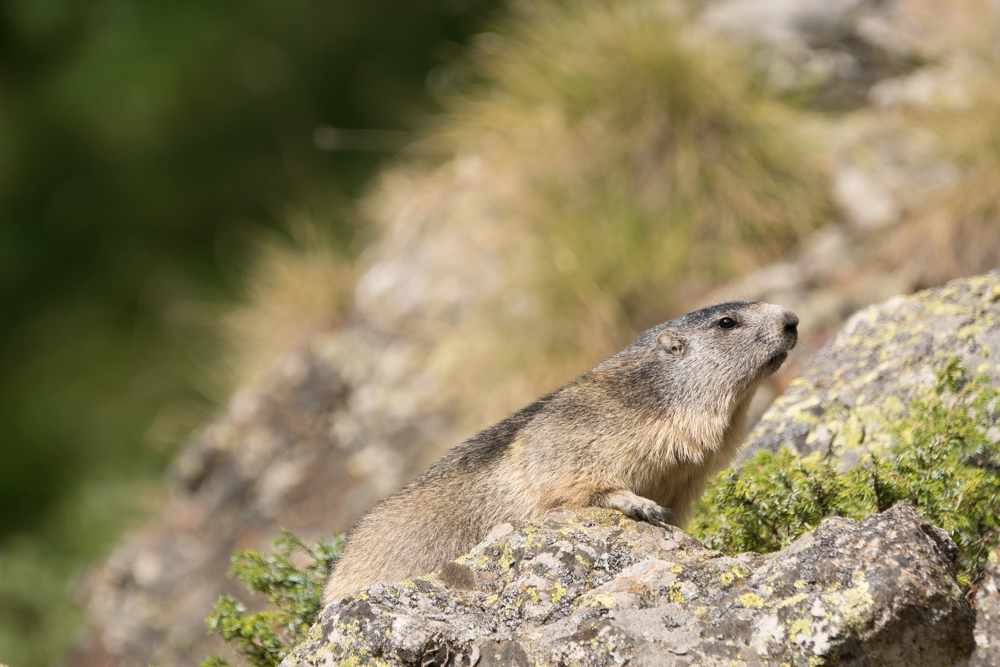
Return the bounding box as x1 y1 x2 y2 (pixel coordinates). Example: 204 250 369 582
323 301 797 605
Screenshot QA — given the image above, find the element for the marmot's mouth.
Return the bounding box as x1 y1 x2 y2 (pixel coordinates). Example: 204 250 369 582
766 350 788 369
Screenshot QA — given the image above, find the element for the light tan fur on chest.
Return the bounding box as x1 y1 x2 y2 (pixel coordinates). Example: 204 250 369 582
528 392 751 523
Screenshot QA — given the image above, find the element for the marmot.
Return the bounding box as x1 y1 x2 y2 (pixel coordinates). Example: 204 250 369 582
324 301 798 604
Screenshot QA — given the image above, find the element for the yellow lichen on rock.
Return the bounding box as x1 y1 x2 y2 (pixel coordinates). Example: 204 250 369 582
735 592 768 608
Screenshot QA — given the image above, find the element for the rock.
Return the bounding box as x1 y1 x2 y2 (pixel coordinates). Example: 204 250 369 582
970 549 1000 666
284 504 974 667
743 272 1000 464
701 0 988 110
736 272 1000 667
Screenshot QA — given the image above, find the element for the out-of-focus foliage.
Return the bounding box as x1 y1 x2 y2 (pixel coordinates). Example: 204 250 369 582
0 478 163 667
0 0 490 538
202 531 344 667
452 0 826 280
0 1 494 664
692 358 1000 599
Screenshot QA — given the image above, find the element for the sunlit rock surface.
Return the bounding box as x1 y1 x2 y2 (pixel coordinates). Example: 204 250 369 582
284 504 973 667
743 272 1000 466
970 549 1000 667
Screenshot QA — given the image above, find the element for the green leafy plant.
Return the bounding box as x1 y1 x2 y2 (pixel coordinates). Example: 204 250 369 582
692 357 1000 598
202 531 344 667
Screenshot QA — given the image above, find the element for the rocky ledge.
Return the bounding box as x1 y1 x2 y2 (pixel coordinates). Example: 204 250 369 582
283 503 974 667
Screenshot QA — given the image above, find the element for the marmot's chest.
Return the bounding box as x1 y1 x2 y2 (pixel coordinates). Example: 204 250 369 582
633 410 732 468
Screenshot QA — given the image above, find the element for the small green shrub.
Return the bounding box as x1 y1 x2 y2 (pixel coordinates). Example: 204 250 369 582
692 357 1000 598
202 531 344 667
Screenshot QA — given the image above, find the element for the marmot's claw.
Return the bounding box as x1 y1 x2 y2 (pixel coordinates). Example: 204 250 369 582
630 503 678 529
659 506 679 527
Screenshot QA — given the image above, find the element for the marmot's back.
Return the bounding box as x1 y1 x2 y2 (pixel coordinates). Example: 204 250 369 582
324 301 798 605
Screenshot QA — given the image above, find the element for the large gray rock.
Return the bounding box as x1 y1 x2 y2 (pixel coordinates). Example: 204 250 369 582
743 272 1000 467
284 504 974 667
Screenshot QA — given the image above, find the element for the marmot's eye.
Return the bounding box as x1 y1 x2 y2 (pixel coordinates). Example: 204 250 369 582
718 317 738 330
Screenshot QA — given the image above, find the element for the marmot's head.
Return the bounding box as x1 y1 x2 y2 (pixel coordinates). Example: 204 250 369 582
616 301 798 415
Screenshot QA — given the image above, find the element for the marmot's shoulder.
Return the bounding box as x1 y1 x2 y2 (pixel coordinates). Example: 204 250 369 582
425 391 559 476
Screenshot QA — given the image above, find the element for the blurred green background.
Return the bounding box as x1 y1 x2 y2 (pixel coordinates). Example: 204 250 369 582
0 0 495 663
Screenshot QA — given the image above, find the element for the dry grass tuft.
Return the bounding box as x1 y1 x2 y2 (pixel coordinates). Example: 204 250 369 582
887 63 1000 288
891 171 1000 289
221 221 355 387
367 0 829 420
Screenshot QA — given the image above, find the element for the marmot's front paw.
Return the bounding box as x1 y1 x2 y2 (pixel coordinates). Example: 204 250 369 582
628 501 678 529
594 489 679 528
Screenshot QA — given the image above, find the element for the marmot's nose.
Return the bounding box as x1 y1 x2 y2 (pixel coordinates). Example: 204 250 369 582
782 310 799 336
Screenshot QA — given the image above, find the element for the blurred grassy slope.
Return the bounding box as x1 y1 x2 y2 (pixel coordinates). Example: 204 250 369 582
359 0 829 424
0 0 495 663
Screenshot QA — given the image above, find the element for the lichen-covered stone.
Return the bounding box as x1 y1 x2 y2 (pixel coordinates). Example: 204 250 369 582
970 549 1000 667
743 272 1000 468
283 503 973 667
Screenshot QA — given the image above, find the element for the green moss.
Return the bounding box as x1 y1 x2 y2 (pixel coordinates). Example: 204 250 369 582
692 357 1000 598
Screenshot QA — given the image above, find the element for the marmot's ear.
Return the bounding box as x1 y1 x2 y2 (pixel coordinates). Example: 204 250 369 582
658 329 685 356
